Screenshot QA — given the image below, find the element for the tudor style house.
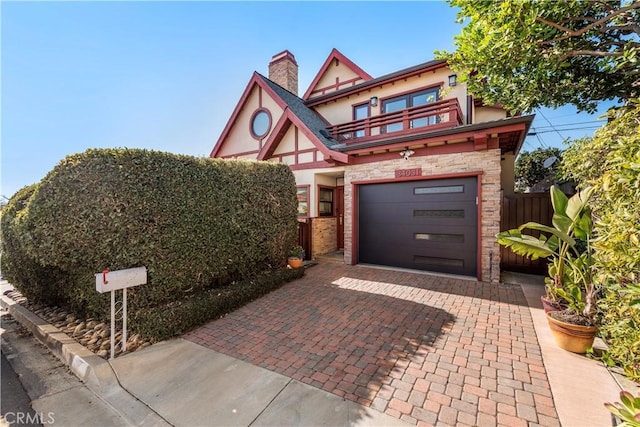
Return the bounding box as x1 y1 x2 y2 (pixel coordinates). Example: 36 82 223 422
210 49 533 282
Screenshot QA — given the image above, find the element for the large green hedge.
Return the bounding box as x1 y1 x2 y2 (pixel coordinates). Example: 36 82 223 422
1 149 299 333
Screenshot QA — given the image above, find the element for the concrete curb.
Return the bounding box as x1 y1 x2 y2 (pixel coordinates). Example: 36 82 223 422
0 287 169 426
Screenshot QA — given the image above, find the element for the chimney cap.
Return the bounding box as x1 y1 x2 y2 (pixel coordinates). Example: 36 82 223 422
269 50 297 66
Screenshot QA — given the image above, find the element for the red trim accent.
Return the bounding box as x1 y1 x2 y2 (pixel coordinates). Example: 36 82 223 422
217 149 260 158
476 175 483 281
303 48 373 100
342 121 527 156
306 62 448 107
289 160 336 170
348 142 476 164
249 108 272 140
211 72 288 158
350 171 483 277
310 76 366 97
350 182 358 265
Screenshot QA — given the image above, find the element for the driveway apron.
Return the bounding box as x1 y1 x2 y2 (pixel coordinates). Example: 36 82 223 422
185 262 559 427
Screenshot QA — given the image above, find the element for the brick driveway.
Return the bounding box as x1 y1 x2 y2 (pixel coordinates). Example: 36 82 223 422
185 262 559 427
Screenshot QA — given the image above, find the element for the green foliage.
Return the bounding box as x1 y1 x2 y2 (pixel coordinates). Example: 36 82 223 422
1 148 298 332
496 185 597 318
437 0 640 113
605 391 640 426
515 147 563 192
0 184 68 306
131 267 304 341
563 100 640 380
288 245 305 259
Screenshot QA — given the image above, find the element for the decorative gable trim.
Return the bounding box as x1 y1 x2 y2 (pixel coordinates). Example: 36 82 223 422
258 109 349 165
210 72 289 158
302 48 373 100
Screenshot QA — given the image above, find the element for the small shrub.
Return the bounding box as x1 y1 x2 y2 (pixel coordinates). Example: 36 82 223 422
131 266 304 340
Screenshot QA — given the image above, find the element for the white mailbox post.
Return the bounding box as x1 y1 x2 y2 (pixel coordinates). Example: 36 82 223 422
95 267 147 359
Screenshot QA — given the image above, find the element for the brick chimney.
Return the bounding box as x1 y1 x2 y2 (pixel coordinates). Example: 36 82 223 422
268 50 298 95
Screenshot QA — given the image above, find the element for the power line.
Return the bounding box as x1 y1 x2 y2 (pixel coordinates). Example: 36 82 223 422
536 108 566 142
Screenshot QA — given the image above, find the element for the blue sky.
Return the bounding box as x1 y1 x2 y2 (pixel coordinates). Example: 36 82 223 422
1 1 611 199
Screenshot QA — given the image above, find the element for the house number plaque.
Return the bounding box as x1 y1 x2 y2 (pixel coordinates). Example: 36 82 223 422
395 168 422 178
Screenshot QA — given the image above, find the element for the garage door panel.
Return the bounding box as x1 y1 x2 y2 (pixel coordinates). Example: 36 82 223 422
358 177 477 276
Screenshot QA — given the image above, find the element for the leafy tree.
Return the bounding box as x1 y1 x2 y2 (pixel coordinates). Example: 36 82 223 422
563 101 640 380
438 0 640 113
515 147 563 192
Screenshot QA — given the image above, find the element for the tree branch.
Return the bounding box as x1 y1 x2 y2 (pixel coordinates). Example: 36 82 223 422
535 2 640 43
561 50 625 59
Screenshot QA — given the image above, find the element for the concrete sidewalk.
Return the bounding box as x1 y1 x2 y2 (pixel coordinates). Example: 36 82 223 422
110 338 408 426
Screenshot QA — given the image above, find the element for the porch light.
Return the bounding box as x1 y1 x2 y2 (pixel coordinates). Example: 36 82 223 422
448 74 457 87
370 96 378 107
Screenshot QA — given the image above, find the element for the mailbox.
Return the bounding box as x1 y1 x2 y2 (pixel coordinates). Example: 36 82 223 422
96 267 147 293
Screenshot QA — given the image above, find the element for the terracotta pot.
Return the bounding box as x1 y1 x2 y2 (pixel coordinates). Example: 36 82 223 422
546 313 598 354
287 257 303 269
540 296 565 313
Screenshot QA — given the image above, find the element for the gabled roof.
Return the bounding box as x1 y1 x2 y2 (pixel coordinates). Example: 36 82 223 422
305 59 447 107
302 48 373 100
210 72 347 163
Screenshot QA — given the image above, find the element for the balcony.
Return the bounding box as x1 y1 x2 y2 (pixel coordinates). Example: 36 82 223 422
327 98 463 144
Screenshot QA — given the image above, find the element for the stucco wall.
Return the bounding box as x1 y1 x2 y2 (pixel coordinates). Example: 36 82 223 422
343 149 502 283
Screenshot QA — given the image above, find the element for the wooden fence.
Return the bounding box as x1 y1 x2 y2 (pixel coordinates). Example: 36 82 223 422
500 193 554 275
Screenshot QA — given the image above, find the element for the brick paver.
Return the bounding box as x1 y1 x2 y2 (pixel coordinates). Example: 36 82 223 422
184 262 559 426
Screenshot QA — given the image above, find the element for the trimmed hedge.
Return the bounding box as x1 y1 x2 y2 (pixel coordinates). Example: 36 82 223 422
131 267 304 340
1 148 299 335
1 184 68 306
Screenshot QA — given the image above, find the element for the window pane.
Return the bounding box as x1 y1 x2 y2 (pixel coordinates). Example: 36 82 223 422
414 233 464 243
413 210 465 218
297 187 308 217
414 185 464 195
354 105 369 119
384 98 407 113
251 111 270 137
411 90 438 106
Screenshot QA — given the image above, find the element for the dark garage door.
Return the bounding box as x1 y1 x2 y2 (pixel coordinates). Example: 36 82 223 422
358 177 477 276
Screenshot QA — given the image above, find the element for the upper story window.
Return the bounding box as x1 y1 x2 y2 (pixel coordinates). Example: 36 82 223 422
353 103 370 138
250 109 271 139
382 88 439 133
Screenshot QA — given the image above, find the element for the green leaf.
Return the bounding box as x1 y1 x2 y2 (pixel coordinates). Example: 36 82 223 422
496 230 554 260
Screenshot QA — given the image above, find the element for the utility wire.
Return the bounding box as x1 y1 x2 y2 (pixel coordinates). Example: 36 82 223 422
536 108 568 142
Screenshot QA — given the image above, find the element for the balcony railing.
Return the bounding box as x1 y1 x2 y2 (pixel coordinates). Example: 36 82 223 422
327 98 463 143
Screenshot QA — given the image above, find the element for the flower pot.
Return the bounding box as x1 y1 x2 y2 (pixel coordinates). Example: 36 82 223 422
546 313 598 354
540 296 565 313
287 257 303 269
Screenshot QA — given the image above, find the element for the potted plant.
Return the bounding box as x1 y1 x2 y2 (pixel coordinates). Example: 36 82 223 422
497 185 599 353
605 391 640 427
287 245 305 269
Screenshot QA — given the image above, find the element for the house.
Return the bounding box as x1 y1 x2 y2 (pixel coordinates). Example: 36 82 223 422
210 49 533 283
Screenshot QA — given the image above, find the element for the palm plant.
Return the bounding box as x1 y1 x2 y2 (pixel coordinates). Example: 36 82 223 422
497 185 596 320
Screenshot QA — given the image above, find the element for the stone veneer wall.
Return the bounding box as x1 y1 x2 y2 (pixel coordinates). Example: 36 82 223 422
310 217 338 258
343 149 502 283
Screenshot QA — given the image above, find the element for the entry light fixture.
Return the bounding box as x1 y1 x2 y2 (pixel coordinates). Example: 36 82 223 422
400 149 415 160
448 74 457 87
370 96 378 107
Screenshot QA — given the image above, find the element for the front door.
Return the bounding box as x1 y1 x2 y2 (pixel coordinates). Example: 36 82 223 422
336 186 344 249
